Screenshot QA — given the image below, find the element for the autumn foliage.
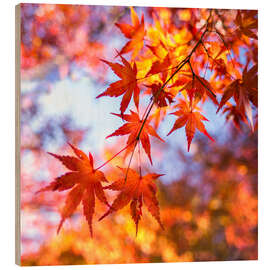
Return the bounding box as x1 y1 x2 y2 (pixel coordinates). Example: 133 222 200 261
20 4 257 265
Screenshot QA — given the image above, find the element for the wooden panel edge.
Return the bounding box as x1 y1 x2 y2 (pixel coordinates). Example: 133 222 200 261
15 3 21 266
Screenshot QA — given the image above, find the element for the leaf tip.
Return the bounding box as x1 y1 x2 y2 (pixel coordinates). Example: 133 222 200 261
96 92 105 99
57 218 64 235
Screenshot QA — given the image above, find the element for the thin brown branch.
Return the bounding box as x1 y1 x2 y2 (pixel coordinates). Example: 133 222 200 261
124 139 138 183
136 10 213 143
138 142 142 178
95 139 136 171
96 10 214 173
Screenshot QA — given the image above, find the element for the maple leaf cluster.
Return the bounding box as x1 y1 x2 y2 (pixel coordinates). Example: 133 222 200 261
37 144 163 236
36 7 257 237
96 7 257 155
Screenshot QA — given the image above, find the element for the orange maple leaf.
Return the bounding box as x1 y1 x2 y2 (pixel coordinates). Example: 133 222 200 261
146 53 171 82
116 7 145 59
106 110 164 164
167 99 214 151
36 143 109 237
99 167 164 235
97 55 139 115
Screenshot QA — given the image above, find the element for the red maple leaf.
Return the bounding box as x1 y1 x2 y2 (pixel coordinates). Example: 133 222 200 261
217 64 257 130
167 99 214 151
106 110 164 164
144 82 174 107
99 167 164 235
183 75 218 107
223 105 248 129
116 7 145 59
36 143 109 237
97 55 139 115
235 10 258 40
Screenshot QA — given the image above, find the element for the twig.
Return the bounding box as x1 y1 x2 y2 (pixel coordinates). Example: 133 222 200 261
95 140 135 171
138 142 142 178
124 139 138 182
